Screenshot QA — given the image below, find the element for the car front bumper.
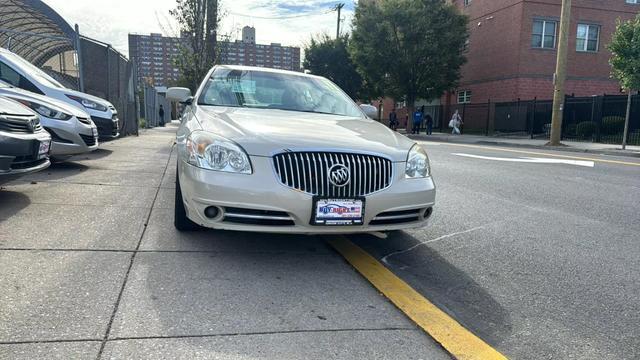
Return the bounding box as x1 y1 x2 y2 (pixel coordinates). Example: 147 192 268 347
92 115 119 140
179 156 436 234
0 130 51 184
45 121 99 156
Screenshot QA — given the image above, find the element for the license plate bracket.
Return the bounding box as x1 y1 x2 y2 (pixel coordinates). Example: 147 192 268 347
311 197 365 226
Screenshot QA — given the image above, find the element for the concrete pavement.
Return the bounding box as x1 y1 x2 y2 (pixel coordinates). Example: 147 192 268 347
405 131 640 158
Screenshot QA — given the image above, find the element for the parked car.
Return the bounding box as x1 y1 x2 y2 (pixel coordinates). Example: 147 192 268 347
0 96 51 185
0 81 98 158
167 65 436 233
0 47 119 140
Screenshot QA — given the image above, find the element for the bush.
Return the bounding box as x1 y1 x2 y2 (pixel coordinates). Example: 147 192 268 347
601 116 625 135
139 118 146 128
576 121 597 139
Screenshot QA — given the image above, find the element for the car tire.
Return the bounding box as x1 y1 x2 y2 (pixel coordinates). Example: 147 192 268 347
174 170 200 231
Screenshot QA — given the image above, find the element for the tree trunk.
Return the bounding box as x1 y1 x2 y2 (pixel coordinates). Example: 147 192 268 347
406 99 415 133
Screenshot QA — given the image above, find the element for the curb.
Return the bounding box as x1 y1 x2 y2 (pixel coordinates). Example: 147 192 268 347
407 135 640 159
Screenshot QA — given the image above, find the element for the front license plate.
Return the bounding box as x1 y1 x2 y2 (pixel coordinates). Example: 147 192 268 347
313 198 364 226
37 140 50 159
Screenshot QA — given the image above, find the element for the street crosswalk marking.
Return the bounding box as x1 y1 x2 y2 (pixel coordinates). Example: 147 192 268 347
453 153 595 167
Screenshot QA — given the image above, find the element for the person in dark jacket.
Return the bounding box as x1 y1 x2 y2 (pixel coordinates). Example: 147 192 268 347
389 108 398 131
425 113 433 135
159 105 165 127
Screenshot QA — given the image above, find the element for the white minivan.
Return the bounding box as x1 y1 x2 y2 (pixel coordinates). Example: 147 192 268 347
0 47 119 140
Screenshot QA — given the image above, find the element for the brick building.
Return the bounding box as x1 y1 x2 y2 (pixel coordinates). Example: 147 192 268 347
446 0 639 105
218 26 301 72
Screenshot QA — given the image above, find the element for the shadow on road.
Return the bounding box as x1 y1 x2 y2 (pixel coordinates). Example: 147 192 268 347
347 231 512 347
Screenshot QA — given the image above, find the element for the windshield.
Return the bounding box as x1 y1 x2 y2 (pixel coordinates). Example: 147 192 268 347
7 52 66 89
198 68 363 117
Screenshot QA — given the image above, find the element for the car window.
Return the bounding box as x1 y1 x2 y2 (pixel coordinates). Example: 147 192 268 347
0 61 44 95
4 52 65 89
198 68 363 117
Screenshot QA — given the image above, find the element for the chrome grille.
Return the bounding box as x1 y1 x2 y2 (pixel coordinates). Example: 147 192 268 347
0 115 41 133
273 152 393 197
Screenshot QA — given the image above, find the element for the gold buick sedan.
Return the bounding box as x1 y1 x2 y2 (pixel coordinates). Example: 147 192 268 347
168 65 435 234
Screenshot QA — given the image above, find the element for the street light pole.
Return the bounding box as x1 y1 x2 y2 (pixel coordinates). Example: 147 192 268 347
549 0 572 146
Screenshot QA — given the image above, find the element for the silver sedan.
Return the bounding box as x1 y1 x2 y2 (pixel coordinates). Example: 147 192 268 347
168 65 435 234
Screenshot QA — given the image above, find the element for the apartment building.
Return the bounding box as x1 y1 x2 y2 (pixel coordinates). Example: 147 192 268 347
218 26 301 72
128 33 182 87
447 0 639 105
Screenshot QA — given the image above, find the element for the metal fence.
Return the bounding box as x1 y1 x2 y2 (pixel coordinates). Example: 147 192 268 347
142 85 171 128
80 36 138 136
419 94 640 145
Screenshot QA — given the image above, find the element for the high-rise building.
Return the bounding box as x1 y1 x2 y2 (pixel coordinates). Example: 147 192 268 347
218 26 301 72
128 33 182 87
445 0 639 104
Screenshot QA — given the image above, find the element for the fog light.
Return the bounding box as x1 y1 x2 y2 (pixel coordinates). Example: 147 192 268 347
423 207 433 219
204 206 220 219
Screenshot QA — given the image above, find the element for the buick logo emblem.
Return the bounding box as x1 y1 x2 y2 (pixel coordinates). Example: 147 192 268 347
328 164 350 187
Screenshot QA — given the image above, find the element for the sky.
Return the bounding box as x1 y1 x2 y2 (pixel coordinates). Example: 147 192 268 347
42 0 355 58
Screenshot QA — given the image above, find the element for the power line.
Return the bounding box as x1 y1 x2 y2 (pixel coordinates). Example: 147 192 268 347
228 9 335 20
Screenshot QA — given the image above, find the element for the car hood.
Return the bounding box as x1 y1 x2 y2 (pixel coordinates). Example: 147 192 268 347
196 107 416 161
0 96 36 117
0 87 91 118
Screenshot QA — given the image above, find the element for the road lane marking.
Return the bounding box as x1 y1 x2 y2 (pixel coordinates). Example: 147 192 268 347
328 237 508 360
381 226 486 265
423 142 640 167
452 153 595 167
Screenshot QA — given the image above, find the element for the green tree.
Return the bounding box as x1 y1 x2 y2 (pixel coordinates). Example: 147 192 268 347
303 34 363 100
350 0 468 130
608 14 640 149
170 0 220 92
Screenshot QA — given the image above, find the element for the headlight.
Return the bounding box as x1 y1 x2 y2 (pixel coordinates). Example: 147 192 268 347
18 100 72 120
66 95 108 112
186 131 252 174
405 144 430 178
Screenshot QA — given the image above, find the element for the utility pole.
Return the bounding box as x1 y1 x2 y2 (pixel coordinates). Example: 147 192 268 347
548 0 571 146
335 3 344 39
622 90 632 150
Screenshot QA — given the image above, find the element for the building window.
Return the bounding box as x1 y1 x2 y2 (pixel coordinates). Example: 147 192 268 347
532 19 557 49
458 90 471 104
463 0 472 5
576 24 600 52
626 0 638 4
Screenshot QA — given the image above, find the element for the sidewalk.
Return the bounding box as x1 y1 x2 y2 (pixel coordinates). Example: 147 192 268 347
402 131 640 158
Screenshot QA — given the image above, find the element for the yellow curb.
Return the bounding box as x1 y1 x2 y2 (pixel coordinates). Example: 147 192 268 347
328 237 508 360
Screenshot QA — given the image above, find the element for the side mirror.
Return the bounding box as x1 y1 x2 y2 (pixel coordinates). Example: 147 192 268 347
359 104 379 120
166 87 193 103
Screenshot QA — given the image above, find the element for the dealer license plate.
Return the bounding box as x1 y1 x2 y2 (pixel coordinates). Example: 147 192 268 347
313 198 364 226
92 127 98 137
37 140 50 159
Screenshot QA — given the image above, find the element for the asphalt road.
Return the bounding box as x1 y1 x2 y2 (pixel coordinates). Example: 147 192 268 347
1 125 639 359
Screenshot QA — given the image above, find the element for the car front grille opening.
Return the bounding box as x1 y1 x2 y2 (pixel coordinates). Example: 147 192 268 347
79 133 97 147
222 207 295 226
273 152 393 197
369 208 429 226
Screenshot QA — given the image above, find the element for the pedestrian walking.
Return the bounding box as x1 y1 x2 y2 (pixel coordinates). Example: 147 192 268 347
449 110 463 135
412 107 423 134
425 113 433 135
159 105 165 127
389 108 398 131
